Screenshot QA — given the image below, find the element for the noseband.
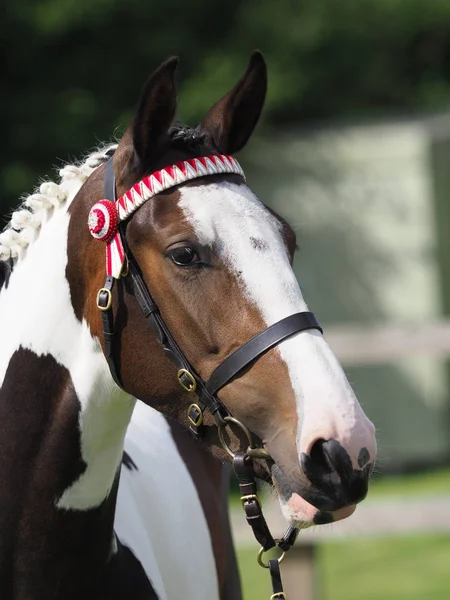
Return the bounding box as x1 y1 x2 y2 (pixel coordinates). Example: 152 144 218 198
90 154 323 598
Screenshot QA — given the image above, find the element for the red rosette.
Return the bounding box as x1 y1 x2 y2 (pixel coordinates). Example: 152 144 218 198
88 199 119 242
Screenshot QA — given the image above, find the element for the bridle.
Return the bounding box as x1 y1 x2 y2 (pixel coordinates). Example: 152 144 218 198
89 154 324 599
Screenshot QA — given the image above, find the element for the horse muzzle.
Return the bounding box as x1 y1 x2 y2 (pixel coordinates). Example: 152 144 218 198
270 438 373 525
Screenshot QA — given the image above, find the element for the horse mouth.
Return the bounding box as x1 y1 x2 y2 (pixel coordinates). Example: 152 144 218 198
278 489 357 527
265 462 359 527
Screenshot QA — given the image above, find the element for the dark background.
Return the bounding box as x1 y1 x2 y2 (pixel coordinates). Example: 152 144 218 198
3 0 450 215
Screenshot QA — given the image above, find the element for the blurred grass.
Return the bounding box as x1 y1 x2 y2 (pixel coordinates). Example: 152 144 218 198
368 468 450 498
320 535 450 600
237 535 450 600
233 468 450 600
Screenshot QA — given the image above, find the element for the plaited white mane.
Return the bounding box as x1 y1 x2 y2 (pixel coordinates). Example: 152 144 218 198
0 144 118 262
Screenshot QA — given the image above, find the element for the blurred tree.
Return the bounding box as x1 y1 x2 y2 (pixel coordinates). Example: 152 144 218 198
3 0 450 214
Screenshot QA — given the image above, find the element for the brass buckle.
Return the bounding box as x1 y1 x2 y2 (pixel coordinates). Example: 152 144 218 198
177 369 197 393
270 594 288 600
240 494 262 509
188 403 203 427
257 540 287 569
96 288 112 311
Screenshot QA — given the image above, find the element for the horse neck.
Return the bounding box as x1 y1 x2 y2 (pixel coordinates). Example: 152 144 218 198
0 203 135 597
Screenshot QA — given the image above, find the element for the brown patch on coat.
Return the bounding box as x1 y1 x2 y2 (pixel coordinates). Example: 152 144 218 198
0 348 134 599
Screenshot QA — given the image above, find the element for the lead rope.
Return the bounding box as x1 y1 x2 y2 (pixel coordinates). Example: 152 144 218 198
233 453 298 599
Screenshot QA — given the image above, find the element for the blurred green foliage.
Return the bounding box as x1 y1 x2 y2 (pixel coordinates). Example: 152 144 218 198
4 0 450 214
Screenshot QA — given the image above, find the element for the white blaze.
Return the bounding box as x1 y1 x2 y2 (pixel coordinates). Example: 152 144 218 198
179 181 376 470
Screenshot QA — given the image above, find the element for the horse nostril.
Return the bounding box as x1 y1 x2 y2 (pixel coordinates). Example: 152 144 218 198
310 439 336 471
305 439 343 489
301 438 370 510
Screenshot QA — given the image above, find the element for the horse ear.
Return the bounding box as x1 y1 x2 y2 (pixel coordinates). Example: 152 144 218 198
131 56 179 165
200 51 267 154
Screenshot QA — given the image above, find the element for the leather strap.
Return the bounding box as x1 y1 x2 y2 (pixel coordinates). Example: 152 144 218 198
98 166 124 387
233 454 276 551
125 254 230 427
98 275 124 389
104 157 116 202
269 559 285 599
127 258 194 374
206 312 322 395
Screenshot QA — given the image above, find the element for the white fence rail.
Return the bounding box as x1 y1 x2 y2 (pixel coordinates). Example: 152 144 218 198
326 319 450 365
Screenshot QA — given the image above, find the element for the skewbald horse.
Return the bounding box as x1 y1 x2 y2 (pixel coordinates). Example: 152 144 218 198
0 52 376 599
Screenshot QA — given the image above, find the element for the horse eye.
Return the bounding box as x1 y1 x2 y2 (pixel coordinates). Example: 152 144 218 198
169 246 201 266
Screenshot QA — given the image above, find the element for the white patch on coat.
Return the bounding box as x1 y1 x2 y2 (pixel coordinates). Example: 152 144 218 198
116 402 219 600
0 202 135 509
178 181 376 473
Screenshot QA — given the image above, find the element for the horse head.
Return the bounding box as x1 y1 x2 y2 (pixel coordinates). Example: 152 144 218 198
67 52 376 527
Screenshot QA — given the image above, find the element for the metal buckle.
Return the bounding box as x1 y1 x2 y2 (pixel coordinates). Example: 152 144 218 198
240 494 262 509
96 288 112 311
177 369 197 393
188 403 203 427
270 594 288 600
257 540 287 569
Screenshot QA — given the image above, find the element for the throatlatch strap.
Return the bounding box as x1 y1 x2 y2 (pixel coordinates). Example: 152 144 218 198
206 312 322 395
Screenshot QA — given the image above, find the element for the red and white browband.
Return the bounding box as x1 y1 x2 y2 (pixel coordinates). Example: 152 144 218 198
88 154 245 277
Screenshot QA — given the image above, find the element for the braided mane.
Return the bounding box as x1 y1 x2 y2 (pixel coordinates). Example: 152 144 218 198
0 125 205 266
0 144 117 263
